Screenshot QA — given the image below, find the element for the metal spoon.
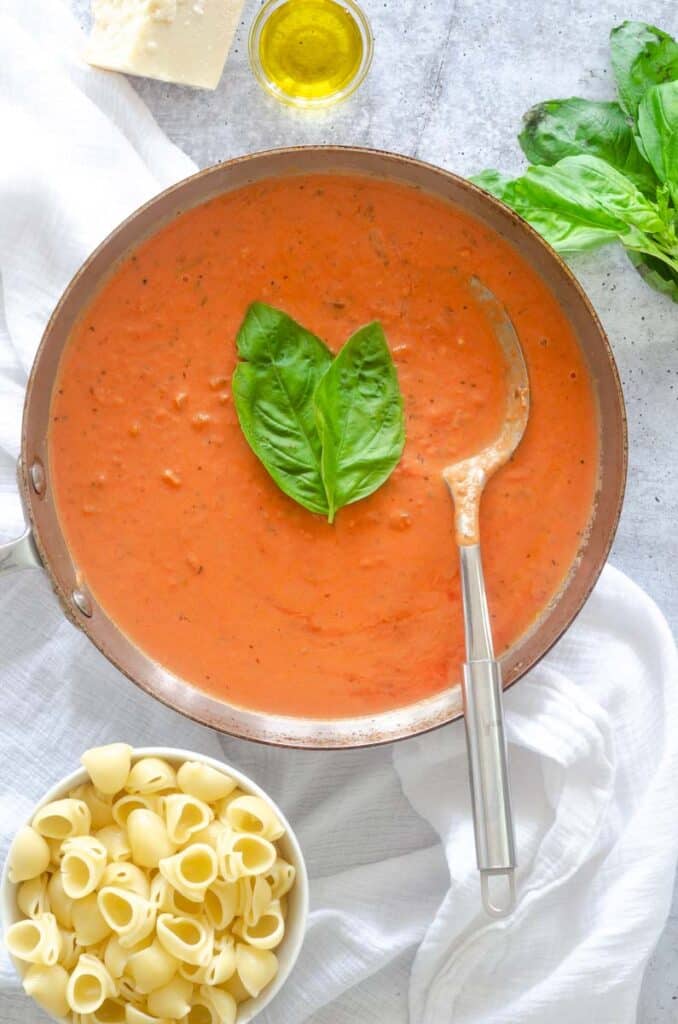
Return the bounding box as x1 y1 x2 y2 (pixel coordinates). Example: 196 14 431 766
443 276 530 918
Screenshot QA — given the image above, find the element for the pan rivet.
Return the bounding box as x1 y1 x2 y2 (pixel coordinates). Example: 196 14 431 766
72 589 93 618
29 460 46 496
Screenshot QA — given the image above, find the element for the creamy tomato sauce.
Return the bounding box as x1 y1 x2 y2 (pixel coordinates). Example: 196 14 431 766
49 174 598 718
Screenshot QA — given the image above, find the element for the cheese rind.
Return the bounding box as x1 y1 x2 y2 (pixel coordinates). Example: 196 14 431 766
86 0 244 90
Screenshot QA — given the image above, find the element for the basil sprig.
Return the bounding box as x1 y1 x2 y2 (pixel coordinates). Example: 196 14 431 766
472 20 678 301
232 303 405 522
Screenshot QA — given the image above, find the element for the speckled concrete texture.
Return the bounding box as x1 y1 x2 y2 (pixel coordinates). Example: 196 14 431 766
70 1 678 1018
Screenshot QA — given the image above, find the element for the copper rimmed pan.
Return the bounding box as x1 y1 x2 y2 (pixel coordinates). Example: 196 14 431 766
0 147 627 748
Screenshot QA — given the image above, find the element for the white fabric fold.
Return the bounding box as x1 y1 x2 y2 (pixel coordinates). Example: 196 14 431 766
395 566 678 1024
1 4 677 1023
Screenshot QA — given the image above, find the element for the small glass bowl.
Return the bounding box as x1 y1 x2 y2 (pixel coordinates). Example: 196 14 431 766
248 0 374 109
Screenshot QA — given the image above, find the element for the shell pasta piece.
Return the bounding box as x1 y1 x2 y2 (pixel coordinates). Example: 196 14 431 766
149 873 181 913
156 913 213 966
96 825 133 863
104 936 135 980
22 963 70 1019
186 985 237 1024
17 874 50 919
47 871 75 929
124 1006 168 1024
102 862 149 898
126 938 179 994
98 887 156 948
66 953 117 1014
189 820 229 850
72 892 113 946
178 958 210 984
201 985 237 1024
203 879 239 930
112 795 160 829
217 830 277 880
146 975 193 1019
82 743 133 795
46 840 62 870
6 913 61 965
203 938 236 986
117 976 145 1008
149 874 202 917
162 793 212 845
221 969 254 1004
265 858 296 900
58 930 82 970
61 835 108 898
214 790 245 823
224 795 284 841
235 943 278 998
238 875 272 927
158 844 217 901
127 809 175 869
70 784 115 830
91 998 127 1023
233 899 285 950
32 799 91 840
8 826 51 883
177 761 237 803
126 758 176 795
180 943 235 986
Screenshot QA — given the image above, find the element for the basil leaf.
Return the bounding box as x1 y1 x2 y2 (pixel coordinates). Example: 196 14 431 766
518 98 657 195
521 155 666 236
610 21 678 118
470 169 521 205
232 302 332 516
471 21 678 298
510 197 623 252
637 82 678 205
474 155 668 255
472 167 625 252
627 250 678 301
313 323 405 524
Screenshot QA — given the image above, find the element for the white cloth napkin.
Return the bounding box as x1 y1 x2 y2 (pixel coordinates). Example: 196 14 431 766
1 4 677 1023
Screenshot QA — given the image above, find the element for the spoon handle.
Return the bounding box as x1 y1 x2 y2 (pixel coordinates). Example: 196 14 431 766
459 544 516 917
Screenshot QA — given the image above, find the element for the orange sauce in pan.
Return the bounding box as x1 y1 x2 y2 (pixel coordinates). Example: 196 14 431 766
49 174 598 718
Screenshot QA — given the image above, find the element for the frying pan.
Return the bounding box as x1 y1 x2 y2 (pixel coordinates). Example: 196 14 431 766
0 147 627 748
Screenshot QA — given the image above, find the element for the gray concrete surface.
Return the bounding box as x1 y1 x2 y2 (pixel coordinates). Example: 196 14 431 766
70 0 678 1018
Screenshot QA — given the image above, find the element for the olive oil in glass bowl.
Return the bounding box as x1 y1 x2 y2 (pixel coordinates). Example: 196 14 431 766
249 0 373 108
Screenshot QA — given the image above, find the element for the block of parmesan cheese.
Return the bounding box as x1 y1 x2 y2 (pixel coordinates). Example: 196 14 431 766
86 0 245 90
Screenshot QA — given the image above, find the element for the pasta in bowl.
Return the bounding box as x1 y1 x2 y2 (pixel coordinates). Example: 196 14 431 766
1 746 309 1024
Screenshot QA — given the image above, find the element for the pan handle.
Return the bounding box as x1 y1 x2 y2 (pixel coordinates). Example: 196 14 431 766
0 526 42 575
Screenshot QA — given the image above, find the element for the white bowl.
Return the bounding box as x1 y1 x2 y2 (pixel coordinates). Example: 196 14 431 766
1 746 309 1024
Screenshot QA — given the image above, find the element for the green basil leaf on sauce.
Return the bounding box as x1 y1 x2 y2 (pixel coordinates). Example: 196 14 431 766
313 323 405 524
518 98 658 196
637 82 678 205
610 21 678 118
232 302 333 516
233 306 406 522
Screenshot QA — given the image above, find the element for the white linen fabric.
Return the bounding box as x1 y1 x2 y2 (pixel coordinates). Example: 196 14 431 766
1 4 677 1023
